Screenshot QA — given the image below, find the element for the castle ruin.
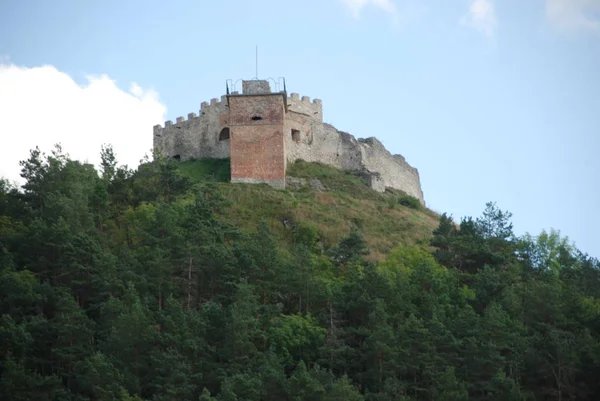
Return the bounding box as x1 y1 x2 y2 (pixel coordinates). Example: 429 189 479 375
153 79 425 205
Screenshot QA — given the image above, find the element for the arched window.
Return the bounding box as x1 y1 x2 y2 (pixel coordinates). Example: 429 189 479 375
219 127 230 141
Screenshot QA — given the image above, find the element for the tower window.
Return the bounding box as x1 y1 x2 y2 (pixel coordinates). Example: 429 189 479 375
251 116 263 121
219 127 230 141
291 129 301 142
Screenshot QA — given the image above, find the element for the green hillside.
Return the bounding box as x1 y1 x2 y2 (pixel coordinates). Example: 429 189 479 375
1 145 600 401
177 158 439 260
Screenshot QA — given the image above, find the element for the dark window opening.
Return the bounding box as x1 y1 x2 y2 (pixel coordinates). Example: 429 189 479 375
251 116 263 121
219 127 230 141
172 155 181 161
291 129 301 142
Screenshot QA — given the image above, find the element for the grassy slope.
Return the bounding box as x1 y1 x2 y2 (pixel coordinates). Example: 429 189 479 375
177 158 440 260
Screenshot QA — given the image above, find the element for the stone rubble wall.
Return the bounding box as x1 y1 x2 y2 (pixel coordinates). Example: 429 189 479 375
153 96 231 161
153 93 425 205
357 138 424 202
243 80 272 94
286 93 323 122
283 119 424 204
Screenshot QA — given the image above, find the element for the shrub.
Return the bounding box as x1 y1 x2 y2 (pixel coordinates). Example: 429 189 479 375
398 195 421 210
177 158 231 182
294 222 320 250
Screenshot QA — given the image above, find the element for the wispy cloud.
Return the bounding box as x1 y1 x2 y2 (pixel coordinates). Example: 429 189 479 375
460 0 498 38
0 62 166 184
341 0 397 19
545 0 600 33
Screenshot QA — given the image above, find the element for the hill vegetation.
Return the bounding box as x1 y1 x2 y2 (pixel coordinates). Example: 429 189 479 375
1 144 599 401
176 158 439 260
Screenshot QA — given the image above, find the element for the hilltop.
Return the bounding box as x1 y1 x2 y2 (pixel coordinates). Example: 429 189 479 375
153 79 425 204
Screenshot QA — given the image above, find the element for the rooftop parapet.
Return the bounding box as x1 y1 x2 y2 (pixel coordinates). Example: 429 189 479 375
242 80 271 95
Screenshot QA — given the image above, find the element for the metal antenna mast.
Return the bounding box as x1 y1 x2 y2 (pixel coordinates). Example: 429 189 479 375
255 45 258 78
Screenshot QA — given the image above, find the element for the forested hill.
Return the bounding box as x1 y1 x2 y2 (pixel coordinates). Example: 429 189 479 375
1 144 599 401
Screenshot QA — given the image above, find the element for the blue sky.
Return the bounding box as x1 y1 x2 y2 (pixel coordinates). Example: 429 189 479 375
0 0 599 257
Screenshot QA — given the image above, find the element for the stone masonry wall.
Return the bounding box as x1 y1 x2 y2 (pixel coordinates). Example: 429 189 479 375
153 95 231 161
283 117 424 203
153 87 425 205
286 93 323 122
243 80 271 95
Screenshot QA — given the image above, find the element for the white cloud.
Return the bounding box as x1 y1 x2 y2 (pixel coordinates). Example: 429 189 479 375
341 0 397 19
0 63 166 184
546 0 600 33
461 0 498 38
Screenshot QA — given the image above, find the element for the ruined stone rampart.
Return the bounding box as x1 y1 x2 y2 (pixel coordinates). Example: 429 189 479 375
287 93 323 122
153 95 230 161
153 87 425 205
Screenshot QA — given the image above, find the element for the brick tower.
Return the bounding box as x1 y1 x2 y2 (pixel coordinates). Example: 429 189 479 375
227 80 287 189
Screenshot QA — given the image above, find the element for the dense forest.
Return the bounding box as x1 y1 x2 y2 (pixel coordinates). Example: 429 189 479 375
1 144 599 401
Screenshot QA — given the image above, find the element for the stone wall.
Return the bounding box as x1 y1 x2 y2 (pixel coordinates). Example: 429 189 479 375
358 138 424 201
283 117 424 204
153 86 425 205
286 93 323 122
152 96 230 161
243 80 271 95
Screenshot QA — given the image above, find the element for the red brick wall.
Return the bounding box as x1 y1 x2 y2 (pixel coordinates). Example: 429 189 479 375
229 95 286 186
229 95 284 125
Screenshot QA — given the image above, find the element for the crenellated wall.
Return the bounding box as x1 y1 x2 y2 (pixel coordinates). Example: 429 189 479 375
153 95 231 161
286 93 323 122
152 83 425 205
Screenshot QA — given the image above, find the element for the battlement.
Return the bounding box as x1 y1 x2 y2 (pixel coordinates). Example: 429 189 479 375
288 93 321 104
200 95 229 110
287 93 323 122
154 91 323 134
153 111 202 134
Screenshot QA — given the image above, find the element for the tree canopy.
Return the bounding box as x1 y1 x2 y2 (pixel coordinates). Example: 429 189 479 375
1 144 599 400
